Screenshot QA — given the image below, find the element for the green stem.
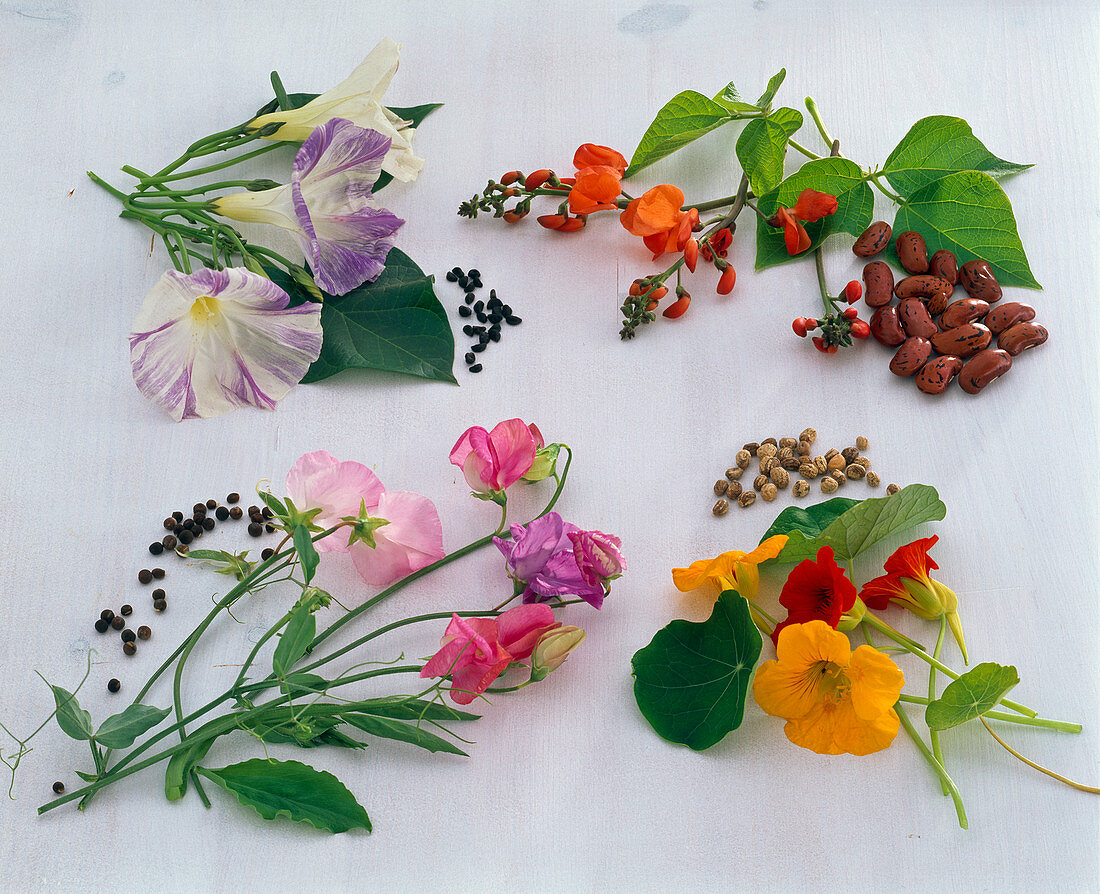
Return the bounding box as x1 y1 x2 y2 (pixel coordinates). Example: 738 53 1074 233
895 702 968 829
929 615 949 796
814 247 835 315
788 138 822 160
867 172 904 204
136 142 291 186
85 170 129 201
804 96 834 149
896 696 1081 733
979 717 1100 794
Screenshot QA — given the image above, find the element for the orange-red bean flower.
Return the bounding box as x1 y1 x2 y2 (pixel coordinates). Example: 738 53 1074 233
767 188 838 255
568 143 628 215
620 185 699 260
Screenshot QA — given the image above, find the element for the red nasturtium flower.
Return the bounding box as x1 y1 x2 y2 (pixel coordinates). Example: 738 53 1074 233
620 185 699 259
768 188 838 255
771 546 863 645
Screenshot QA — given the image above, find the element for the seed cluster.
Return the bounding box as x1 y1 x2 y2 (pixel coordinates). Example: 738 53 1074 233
711 430 901 515
446 267 522 374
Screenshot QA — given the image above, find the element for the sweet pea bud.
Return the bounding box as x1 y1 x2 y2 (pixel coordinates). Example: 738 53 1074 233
530 626 585 681
523 443 561 482
246 179 282 192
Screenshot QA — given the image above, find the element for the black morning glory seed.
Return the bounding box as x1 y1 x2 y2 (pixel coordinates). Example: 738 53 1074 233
451 267 463 276
468 269 480 278
476 312 488 323
478 333 490 344
469 363 483 373
458 306 472 317
473 300 484 312
488 312 503 324
445 270 458 282
488 329 501 342
506 315 522 325
487 297 501 309
462 325 474 336
463 282 477 293
471 279 482 289
457 275 468 288
501 305 513 315
464 352 475 364
464 292 475 305
472 343 486 353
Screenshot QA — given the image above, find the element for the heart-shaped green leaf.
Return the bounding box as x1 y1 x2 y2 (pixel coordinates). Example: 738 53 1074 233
199 759 372 833
632 590 762 751
95 704 171 749
883 116 1032 197
736 107 803 197
926 663 1021 730
890 171 1040 288
625 91 734 177
49 684 93 741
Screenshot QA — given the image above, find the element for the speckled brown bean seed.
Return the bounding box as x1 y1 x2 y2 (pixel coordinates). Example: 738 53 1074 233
939 298 990 330
735 449 752 469
928 249 959 285
714 479 729 496
870 305 906 346
890 337 933 377
799 428 817 445
867 471 881 487
777 446 795 463
985 302 1035 335
754 474 769 491
898 298 938 338
781 455 800 471
828 454 847 472
886 483 900 495
855 436 868 451
726 480 743 499
778 437 798 450
824 448 838 460
738 491 756 508
854 456 872 470
821 476 839 494
771 467 790 488
916 356 964 395
761 482 778 501
959 349 1012 394
761 437 778 448
998 322 1048 356
759 456 778 475
959 260 1002 302
713 499 729 516
853 221 892 257
896 231 929 274
725 467 743 481
862 261 895 308
797 440 811 456
799 463 819 480
846 464 866 480
894 275 953 300
930 323 992 358
830 470 847 486
756 443 777 459
793 480 810 498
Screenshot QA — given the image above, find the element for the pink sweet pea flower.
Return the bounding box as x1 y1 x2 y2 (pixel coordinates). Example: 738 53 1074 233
568 530 625 586
450 419 540 493
285 450 385 553
420 604 559 704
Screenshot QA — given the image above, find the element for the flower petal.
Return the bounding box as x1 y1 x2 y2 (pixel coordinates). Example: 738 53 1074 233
350 490 444 587
496 603 558 660
848 645 906 721
285 451 385 552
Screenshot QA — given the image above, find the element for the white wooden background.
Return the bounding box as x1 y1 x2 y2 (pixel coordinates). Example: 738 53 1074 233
0 1 1097 891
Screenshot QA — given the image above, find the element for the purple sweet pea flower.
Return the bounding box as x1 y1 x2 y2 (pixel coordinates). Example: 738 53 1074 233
494 512 607 609
494 512 566 582
567 530 625 586
212 118 404 296
527 550 606 609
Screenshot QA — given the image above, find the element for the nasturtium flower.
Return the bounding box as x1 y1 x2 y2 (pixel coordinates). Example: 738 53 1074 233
247 37 424 182
752 620 904 756
771 546 862 645
420 604 559 705
860 535 967 662
128 268 322 421
213 118 403 296
620 184 700 259
672 535 789 600
450 419 541 493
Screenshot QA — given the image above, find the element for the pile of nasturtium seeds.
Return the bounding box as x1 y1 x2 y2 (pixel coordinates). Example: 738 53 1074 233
711 429 900 515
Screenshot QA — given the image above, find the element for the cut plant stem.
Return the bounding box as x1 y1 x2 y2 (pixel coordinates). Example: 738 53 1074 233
895 696 1081 733
928 615 949 796
895 702 968 829
979 717 1100 793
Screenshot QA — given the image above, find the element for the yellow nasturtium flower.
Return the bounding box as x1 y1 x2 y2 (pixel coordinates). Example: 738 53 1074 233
671 534 789 601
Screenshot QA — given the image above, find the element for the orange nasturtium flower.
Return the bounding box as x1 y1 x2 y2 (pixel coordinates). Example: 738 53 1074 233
620 185 700 259
753 620 904 756
672 535 789 601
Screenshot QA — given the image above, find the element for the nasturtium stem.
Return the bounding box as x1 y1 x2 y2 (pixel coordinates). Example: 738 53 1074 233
895 695 1081 733
895 702 968 829
979 717 1100 793
929 615 949 796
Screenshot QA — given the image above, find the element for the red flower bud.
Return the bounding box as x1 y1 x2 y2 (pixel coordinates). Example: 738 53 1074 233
684 238 699 273
711 227 733 252
812 335 836 353
663 293 691 318
792 317 809 337
557 215 586 232
842 307 858 320
500 171 521 185
628 279 646 297
716 266 736 295
647 286 668 302
843 280 863 303
537 214 567 230
805 318 818 328
526 169 553 190
850 319 871 339
502 208 528 223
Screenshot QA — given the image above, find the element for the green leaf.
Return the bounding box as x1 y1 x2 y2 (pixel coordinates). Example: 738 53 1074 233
373 103 443 192
270 249 456 385
755 69 787 111
272 604 316 678
770 484 946 564
186 549 255 580
165 737 215 801
293 525 319 585
712 81 758 114
755 157 874 270
736 107 803 196
355 697 480 723
625 91 733 177
883 116 1032 197
280 673 329 697
199 759 372 833
313 727 368 750
49 685 93 741
632 590 762 751
256 490 288 519
760 496 860 543
926 663 1020 730
95 704 171 749
342 713 468 756
890 171 1040 288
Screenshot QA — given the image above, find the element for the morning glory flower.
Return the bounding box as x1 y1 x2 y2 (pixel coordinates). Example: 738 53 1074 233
247 37 424 182
128 268 322 421
212 118 404 296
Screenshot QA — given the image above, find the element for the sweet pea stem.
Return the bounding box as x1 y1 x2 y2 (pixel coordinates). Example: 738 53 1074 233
979 717 1100 793
895 702 968 829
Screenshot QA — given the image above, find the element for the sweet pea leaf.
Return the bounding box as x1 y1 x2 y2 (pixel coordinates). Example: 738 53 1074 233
889 171 1040 288
342 713 468 756
292 525 319 585
770 484 946 564
883 116 1032 197
95 704 171 749
280 673 330 697
760 496 860 543
272 604 316 678
49 684 93 741
712 81 758 114
256 490 288 519
736 107 803 197
926 663 1020 730
199 759 372 833
269 249 456 385
754 157 874 270
625 91 733 177
355 697 480 723
755 69 787 111
632 590 762 751
165 737 215 801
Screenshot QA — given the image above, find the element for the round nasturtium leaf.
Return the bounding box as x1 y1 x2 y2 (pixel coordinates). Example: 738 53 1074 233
925 662 1020 731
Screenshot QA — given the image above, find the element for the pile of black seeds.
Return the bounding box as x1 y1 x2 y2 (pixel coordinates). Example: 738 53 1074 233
445 267 522 373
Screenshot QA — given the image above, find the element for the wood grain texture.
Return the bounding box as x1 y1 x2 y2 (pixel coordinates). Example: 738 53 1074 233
0 1 1097 891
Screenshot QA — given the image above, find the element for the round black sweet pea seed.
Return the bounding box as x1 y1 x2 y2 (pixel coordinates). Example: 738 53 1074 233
193 503 206 515
120 604 133 616
153 599 167 613
107 678 121 693
229 506 243 520
265 523 275 533
94 618 109 634
191 526 202 539
247 522 263 537
226 492 240 504
206 499 217 510
172 511 184 522
468 363 483 373
183 519 196 531
215 506 229 521
172 523 184 534
138 569 153 585
202 517 215 531
152 568 165 580
162 517 176 531
52 781 64 795
445 270 458 282
261 548 274 560
137 626 151 641
261 507 274 520
162 534 177 550
100 609 115 623
458 305 472 318
111 615 125 631
149 541 164 556
123 641 137 656
247 505 260 516
152 588 165 600
121 629 136 644
178 530 193 545
468 269 481 278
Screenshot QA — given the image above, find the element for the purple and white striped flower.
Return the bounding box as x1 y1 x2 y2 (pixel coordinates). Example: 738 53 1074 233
212 118 404 296
128 268 322 421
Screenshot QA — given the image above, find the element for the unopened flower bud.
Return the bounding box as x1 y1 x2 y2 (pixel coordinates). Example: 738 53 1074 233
530 626 585 681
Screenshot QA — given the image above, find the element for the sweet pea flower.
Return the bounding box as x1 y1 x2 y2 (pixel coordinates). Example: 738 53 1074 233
247 37 425 182
530 625 585 681
128 268 322 421
284 450 443 586
495 512 567 582
568 529 625 586
420 604 559 705
212 118 403 296
450 419 540 494
494 512 608 609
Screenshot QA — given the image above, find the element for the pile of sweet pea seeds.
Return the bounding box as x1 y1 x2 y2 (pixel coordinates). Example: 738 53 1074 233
711 429 901 516
445 267 522 373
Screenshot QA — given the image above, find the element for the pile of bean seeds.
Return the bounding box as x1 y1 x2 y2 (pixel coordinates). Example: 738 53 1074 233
445 267 522 373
